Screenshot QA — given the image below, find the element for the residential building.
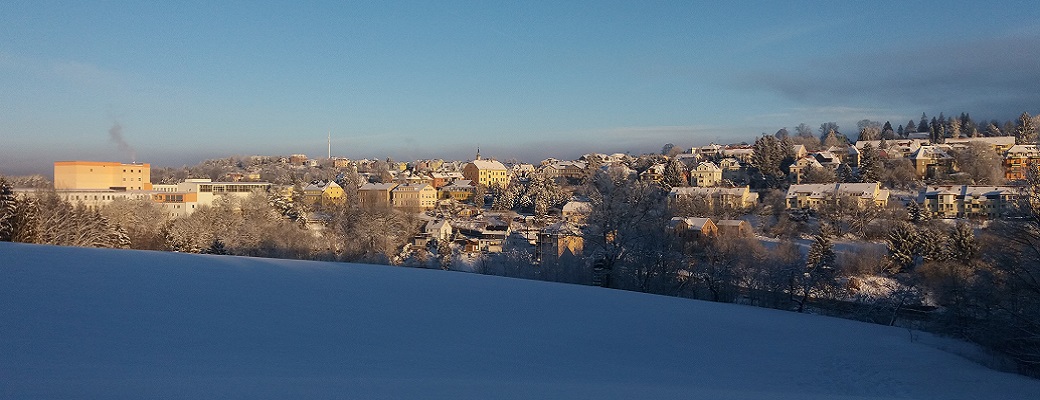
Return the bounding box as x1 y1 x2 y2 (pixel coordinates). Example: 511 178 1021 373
690 161 722 187
561 200 591 224
718 158 745 182
431 172 464 189
536 221 584 263
909 145 954 178
788 155 825 184
669 186 759 209
785 183 890 209
440 180 475 202
919 185 1024 219
303 181 346 206
541 160 587 182
358 183 398 208
667 217 717 238
640 163 665 182
716 219 753 238
392 184 437 213
289 154 308 166
1004 144 1040 181
721 147 754 164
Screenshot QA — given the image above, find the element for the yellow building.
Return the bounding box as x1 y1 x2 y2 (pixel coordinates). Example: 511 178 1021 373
54 161 152 191
785 183 890 209
690 161 722 187
440 180 475 202
463 156 510 188
669 186 759 209
303 181 346 206
391 184 437 213
919 185 1023 219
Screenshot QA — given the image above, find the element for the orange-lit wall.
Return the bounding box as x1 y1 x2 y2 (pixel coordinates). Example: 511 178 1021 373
54 161 152 190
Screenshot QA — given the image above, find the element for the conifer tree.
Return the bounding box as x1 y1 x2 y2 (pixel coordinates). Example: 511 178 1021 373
1016 112 1037 144
204 237 229 255
795 232 837 312
837 163 855 183
886 222 920 274
858 143 882 183
11 196 41 243
906 200 929 224
0 177 16 241
882 121 895 139
662 157 687 188
948 222 978 264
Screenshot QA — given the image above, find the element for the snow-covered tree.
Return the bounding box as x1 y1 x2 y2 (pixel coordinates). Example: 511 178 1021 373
662 157 687 188
584 168 669 289
1016 112 1037 144
881 121 895 139
750 135 788 189
11 196 40 243
858 143 882 183
0 177 15 241
951 142 1005 185
948 222 978 264
837 163 855 183
793 232 837 312
886 222 919 274
906 200 929 224
857 119 881 141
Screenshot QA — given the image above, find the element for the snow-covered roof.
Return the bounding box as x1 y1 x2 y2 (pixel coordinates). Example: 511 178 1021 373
562 200 591 214
909 145 952 160
696 161 721 171
469 159 508 171
359 183 399 191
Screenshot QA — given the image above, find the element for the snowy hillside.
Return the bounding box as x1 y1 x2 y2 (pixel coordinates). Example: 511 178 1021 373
2 242 1038 399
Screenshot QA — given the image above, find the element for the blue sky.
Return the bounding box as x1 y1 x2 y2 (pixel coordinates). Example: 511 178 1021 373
2 1 1039 174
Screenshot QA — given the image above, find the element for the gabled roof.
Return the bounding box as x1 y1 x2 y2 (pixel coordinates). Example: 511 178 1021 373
695 161 721 171
910 145 952 160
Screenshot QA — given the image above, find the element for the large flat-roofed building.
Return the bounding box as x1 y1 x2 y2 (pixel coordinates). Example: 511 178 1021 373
54 161 152 191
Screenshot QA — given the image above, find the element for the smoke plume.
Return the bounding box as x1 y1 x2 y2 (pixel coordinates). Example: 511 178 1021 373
108 122 136 163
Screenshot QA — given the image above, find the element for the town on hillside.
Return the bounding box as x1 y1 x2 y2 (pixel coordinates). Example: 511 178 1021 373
3 113 1040 376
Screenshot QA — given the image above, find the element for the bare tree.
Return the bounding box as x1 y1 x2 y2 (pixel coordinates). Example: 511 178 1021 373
951 142 1005 185
583 168 669 289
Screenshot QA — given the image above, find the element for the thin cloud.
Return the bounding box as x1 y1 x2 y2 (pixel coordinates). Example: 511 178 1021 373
740 34 1040 118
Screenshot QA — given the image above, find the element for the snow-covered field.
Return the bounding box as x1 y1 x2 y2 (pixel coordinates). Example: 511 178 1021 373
2 242 1037 399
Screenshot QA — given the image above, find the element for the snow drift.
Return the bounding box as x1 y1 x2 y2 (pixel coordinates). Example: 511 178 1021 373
1 242 1037 399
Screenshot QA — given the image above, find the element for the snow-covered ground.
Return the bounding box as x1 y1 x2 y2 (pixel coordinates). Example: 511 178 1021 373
2 242 1038 399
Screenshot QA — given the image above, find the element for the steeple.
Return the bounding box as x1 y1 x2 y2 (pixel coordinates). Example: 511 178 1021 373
476 147 481 161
